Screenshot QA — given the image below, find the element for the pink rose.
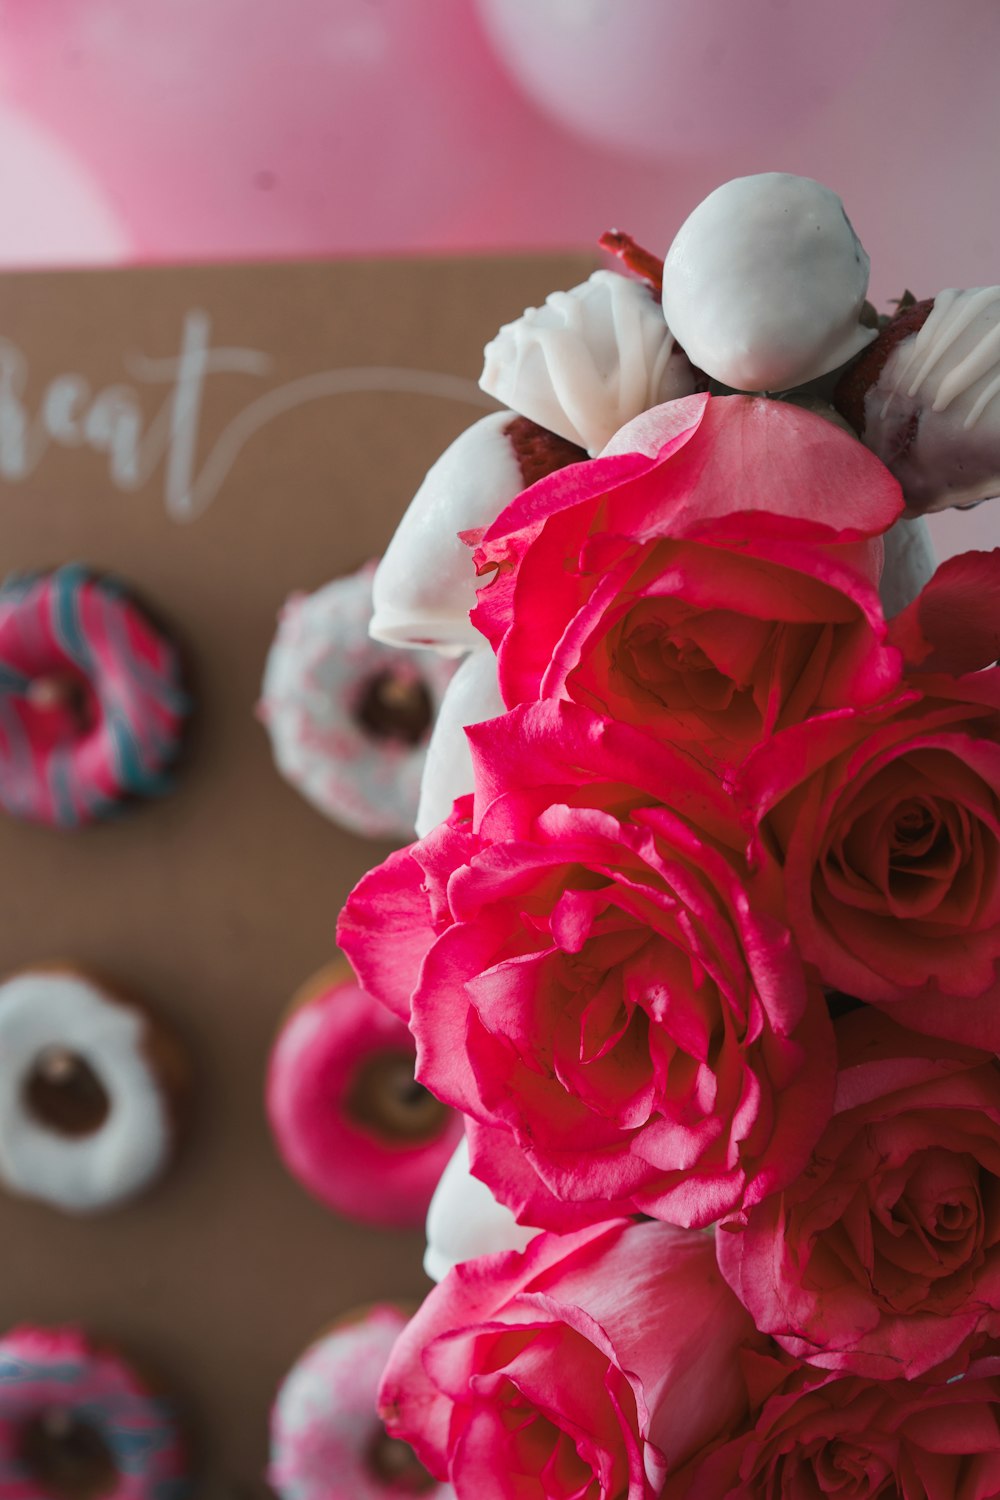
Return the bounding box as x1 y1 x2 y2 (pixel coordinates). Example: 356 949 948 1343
664 1344 1000 1499
717 1010 1000 1380
338 699 834 1231
740 556 1000 1047
379 1219 758 1499
471 394 902 762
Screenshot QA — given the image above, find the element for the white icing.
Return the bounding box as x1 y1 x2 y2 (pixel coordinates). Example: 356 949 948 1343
415 646 504 839
259 563 454 841
864 289 1000 512
370 412 524 654
0 970 171 1214
662 173 876 392
424 1135 538 1284
480 269 695 456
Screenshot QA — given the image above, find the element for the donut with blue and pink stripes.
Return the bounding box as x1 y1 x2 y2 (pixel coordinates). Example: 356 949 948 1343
0 566 190 828
0 1326 191 1498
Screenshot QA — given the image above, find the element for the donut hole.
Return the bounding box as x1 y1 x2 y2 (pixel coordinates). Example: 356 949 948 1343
23 670 99 752
24 1048 111 1138
355 671 433 747
18 1408 118 1499
366 1428 437 1494
347 1051 450 1145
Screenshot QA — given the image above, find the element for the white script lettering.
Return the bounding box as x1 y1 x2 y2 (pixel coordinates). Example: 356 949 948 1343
0 311 491 522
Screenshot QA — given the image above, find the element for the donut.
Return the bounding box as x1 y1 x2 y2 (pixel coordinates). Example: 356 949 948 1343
266 962 461 1228
258 562 455 840
0 564 190 828
0 1325 191 1499
269 1306 448 1500
0 967 188 1215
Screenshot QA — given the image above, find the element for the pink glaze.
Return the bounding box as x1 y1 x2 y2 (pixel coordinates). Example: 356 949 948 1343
0 1325 190 1498
0 565 189 828
266 971 461 1228
269 1306 447 1500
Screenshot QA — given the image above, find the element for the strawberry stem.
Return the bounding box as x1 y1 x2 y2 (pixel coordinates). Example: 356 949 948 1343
598 230 664 296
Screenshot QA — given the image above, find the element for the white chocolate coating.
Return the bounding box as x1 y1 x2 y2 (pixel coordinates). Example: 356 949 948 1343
880 516 936 619
863 288 1000 513
424 1134 538 1284
415 646 504 838
0 969 172 1213
662 173 876 392
480 269 696 455
260 564 455 840
370 413 524 654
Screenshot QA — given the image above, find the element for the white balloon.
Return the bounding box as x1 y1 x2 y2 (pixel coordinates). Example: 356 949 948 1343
475 0 900 158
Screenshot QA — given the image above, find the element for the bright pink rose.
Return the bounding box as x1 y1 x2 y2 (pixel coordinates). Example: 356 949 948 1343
471 394 903 762
717 1010 1000 1380
740 575 1000 1048
663 1344 1000 1499
338 699 834 1231
379 1219 758 1499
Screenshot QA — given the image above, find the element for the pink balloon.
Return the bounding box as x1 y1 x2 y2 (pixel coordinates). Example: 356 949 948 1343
0 0 560 261
476 0 901 157
0 104 128 267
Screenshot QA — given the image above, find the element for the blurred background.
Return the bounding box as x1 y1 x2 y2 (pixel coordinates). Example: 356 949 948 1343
0 0 996 556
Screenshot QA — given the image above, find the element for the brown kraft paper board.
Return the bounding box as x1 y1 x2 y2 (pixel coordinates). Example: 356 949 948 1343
0 249 594 1497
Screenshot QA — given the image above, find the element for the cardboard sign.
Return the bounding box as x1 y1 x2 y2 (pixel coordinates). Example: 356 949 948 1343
0 250 592 1495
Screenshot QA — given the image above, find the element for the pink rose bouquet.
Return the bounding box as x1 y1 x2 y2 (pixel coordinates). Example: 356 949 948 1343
332 175 1000 1499
378 1219 757 1499
338 700 834 1230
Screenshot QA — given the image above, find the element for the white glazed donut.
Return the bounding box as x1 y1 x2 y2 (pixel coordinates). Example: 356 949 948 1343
269 1306 453 1500
0 968 184 1214
259 561 456 840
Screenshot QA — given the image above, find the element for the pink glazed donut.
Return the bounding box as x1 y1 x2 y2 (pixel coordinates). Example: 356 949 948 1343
0 1325 191 1499
0 565 189 828
269 1306 447 1500
266 963 461 1228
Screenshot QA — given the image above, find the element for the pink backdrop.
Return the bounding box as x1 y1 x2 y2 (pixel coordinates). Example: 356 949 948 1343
0 0 997 557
